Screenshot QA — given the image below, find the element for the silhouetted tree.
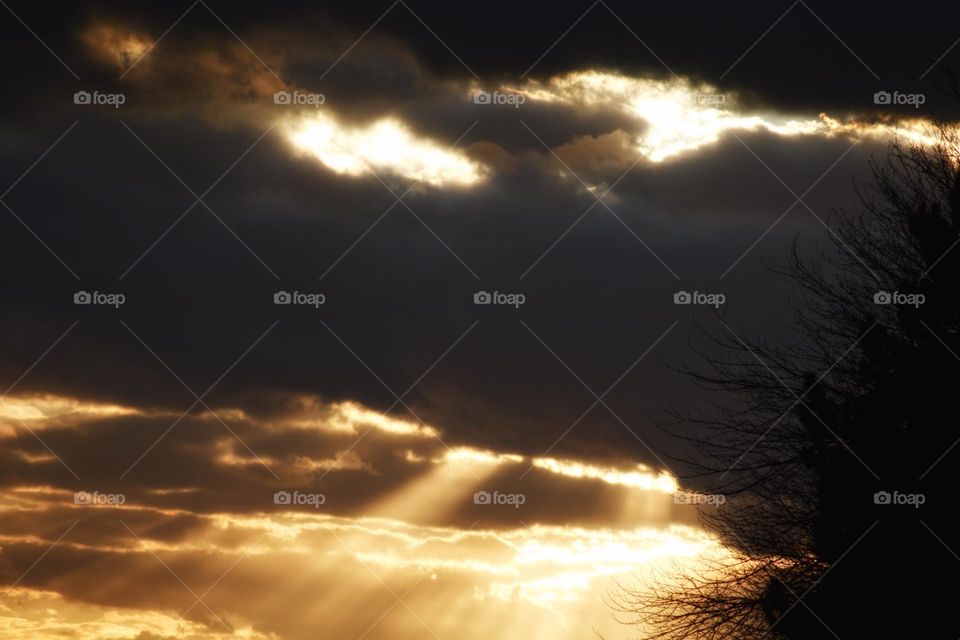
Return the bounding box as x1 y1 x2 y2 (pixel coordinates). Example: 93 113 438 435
620 124 960 639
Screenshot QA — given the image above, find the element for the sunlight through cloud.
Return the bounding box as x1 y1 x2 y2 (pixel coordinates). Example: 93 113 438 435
514 71 943 162
284 114 485 187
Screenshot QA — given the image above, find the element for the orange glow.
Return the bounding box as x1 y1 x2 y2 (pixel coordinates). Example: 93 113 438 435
531 456 678 493
0 394 139 436
81 24 151 68
0 394 725 639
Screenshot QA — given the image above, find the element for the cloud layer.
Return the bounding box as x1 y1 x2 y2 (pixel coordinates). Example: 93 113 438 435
2 1 958 637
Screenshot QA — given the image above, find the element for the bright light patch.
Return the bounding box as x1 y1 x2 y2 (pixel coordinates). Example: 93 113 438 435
278 398 440 439
0 418 727 639
532 456 678 494
517 71 943 162
0 588 272 640
331 401 439 437
285 114 485 187
0 395 139 436
437 448 678 494
444 447 524 465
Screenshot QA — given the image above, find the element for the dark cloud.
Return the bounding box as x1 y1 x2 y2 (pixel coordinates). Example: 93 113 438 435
3 4 950 638
0 407 694 530
0 85 880 468
5 0 960 119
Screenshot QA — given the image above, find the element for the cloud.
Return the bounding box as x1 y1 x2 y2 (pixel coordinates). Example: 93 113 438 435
283 113 486 187
69 21 947 186
0 587 273 640
0 392 687 526
5 3 959 638
0 393 722 639
0 488 721 640
513 70 944 162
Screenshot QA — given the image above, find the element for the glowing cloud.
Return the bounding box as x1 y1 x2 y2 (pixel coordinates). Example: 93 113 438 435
281 398 440 439
531 457 678 493
0 395 139 436
514 71 942 162
0 588 273 640
438 449 678 495
443 447 525 466
0 488 727 638
0 392 717 640
284 114 485 187
81 24 152 68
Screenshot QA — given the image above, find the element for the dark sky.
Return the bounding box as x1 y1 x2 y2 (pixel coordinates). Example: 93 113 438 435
3 3 960 638
5 1 960 110
2 0 958 473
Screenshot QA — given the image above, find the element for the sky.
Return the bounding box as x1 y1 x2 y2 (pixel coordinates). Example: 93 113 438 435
0 1 957 638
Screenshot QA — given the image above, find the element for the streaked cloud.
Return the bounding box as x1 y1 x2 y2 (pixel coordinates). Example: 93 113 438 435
0 392 716 638
0 587 274 640
0 485 725 640
513 70 943 162
0 395 140 436
531 456 678 493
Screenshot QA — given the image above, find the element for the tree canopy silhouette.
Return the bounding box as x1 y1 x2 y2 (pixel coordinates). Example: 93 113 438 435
623 125 960 639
